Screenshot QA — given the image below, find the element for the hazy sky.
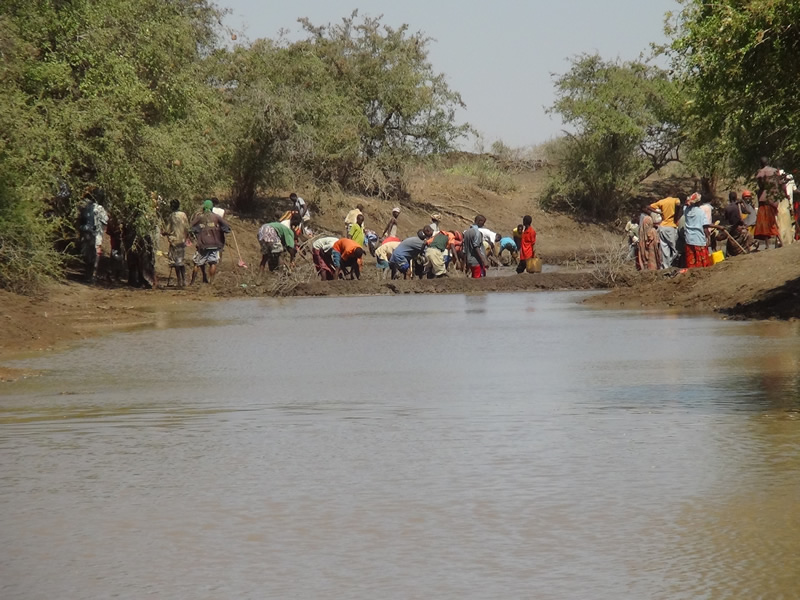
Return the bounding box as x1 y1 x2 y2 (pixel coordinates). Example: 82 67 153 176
222 0 679 149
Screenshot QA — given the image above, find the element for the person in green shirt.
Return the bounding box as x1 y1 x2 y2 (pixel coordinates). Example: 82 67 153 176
424 231 450 278
348 213 366 247
257 221 297 273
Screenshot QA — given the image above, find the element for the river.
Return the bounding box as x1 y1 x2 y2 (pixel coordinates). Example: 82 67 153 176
1 292 799 599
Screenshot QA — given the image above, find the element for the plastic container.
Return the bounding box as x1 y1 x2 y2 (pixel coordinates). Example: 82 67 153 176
711 250 725 265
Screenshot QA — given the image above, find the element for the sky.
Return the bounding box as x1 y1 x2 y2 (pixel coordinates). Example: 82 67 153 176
221 0 680 149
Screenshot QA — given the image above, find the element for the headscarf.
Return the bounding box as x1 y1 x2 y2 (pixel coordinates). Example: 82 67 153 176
203 199 213 212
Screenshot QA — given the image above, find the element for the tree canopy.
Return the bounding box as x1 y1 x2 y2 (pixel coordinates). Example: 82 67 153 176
0 3 469 292
544 54 681 218
667 0 800 176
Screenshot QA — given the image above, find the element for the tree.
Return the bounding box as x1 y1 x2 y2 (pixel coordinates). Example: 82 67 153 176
667 0 800 177
0 0 227 291
544 54 682 218
211 11 469 206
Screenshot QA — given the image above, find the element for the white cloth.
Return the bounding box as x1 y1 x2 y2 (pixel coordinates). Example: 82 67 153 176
478 227 497 245
312 236 338 252
212 206 225 218
294 197 311 222
93 204 108 247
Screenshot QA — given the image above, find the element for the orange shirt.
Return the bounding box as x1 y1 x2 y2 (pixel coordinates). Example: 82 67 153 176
332 238 361 261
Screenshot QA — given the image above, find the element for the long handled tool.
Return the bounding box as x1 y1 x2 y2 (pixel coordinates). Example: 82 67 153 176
230 229 247 268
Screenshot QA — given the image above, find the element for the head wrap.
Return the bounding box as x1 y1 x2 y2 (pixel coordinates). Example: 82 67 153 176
392 207 401 214
203 199 213 212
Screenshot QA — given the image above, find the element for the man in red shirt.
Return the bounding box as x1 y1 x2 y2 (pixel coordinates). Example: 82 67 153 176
516 215 537 274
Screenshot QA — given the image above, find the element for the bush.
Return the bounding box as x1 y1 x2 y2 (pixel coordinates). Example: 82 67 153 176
589 235 635 287
446 156 517 194
0 180 62 295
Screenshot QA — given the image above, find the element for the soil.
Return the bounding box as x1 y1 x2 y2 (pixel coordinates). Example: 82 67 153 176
586 242 800 319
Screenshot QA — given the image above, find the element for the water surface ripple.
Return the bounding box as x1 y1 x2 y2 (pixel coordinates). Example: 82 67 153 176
1 292 799 599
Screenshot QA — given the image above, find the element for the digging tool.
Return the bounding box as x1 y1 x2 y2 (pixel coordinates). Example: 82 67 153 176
726 232 748 256
712 225 748 256
230 229 247 268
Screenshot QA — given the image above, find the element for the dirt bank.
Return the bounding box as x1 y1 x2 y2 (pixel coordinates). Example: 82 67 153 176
586 242 800 319
286 271 597 298
0 269 596 377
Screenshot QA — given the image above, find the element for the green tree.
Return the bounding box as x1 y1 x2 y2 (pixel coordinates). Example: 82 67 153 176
215 11 469 205
0 0 226 291
667 0 800 177
544 54 682 219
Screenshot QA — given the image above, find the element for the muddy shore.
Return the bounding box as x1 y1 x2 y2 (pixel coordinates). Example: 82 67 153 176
4 239 800 382
0 270 598 379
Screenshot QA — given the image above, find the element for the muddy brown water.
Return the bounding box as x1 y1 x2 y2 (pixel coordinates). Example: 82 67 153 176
1 292 799 599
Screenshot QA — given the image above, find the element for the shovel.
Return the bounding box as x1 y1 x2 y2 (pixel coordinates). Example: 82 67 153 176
230 229 247 268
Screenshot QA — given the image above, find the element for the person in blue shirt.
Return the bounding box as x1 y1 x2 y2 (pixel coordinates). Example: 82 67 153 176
389 227 433 279
683 193 712 268
496 236 518 265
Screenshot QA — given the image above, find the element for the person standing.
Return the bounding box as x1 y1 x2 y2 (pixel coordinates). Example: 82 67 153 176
754 157 783 250
649 195 681 267
516 215 537 274
290 192 312 236
210 197 225 218
344 204 364 237
382 207 401 239
190 199 231 284
348 213 366 247
683 193 712 268
163 199 190 287
636 206 662 271
463 216 488 278
79 188 108 283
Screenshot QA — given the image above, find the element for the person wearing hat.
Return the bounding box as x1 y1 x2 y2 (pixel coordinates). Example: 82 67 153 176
382 207 401 239
189 199 231 284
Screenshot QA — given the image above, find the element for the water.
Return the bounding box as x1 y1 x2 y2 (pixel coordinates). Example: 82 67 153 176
1 292 799 600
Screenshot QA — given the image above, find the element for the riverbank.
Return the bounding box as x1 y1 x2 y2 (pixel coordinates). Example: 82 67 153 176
586 241 800 319
4 241 800 381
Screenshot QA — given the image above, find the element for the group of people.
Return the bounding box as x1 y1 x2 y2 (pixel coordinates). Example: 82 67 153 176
630 157 798 270
79 190 234 288
79 186 543 288
257 198 539 282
